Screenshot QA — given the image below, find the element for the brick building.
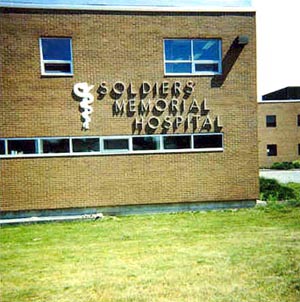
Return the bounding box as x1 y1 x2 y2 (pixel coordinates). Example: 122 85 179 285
258 87 300 167
0 2 258 217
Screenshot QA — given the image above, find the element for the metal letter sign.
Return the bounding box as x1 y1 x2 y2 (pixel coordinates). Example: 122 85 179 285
73 82 94 130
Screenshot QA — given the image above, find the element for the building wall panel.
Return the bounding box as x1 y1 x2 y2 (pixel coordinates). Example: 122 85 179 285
0 8 258 212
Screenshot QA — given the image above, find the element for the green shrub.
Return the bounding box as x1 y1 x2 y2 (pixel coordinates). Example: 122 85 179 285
271 161 300 170
286 183 300 201
259 177 296 201
270 161 294 170
278 185 297 200
292 160 300 169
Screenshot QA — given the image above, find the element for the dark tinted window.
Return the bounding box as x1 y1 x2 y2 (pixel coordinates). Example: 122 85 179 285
42 139 70 153
267 144 277 156
0 140 5 154
194 134 223 149
133 136 160 151
72 138 100 152
8 140 37 155
103 139 129 151
44 63 71 73
163 136 191 149
266 115 276 127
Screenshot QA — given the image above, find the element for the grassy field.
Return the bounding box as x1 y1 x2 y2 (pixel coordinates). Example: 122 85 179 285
1 206 300 302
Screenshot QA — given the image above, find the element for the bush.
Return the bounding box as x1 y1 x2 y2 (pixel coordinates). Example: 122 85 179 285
286 183 300 201
292 160 300 169
259 177 296 201
270 161 300 170
271 161 294 170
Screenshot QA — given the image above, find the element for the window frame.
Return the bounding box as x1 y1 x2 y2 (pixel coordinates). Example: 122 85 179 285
193 133 224 149
162 134 192 150
71 137 100 153
163 38 222 76
7 138 38 155
132 136 161 151
41 138 70 154
0 133 224 158
102 136 130 153
0 139 5 155
266 115 277 127
267 144 277 157
39 37 73 77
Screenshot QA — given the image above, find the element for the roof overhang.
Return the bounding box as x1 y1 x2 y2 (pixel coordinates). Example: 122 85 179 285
0 2 255 12
258 100 300 104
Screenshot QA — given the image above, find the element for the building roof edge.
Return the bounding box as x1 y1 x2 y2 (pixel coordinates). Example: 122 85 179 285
258 100 300 104
0 3 255 13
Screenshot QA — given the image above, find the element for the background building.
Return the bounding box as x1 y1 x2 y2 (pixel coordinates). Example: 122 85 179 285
258 87 300 167
0 2 258 216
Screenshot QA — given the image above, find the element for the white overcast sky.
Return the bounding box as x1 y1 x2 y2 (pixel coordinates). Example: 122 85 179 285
254 0 300 98
2 0 299 98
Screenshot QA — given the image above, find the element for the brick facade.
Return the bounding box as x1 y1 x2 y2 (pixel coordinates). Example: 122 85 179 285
0 7 258 213
258 101 300 167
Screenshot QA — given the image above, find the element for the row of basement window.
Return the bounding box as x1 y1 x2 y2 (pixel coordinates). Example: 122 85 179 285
267 144 300 157
40 37 222 76
266 114 300 127
0 133 223 158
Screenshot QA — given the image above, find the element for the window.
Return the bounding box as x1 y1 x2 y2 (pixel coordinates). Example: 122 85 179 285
41 138 70 153
133 136 160 151
39 38 73 76
267 144 277 156
163 135 191 149
0 133 224 158
266 115 276 127
164 39 222 75
298 144 300 156
194 134 223 149
298 115 300 126
0 140 5 154
72 138 100 153
7 139 37 155
103 138 129 152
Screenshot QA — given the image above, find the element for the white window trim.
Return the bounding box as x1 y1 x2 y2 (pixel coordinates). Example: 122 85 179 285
39 38 74 77
0 133 224 158
163 39 222 76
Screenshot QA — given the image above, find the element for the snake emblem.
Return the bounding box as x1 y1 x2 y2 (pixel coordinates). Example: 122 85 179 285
73 82 95 130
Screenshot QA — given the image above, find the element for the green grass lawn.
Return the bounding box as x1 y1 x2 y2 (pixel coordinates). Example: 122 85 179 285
1 207 300 302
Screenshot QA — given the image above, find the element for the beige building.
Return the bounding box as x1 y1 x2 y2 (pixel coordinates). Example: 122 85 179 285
258 87 300 167
0 3 258 217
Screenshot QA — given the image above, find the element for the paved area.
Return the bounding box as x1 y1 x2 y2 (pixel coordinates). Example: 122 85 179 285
0 201 255 226
0 213 104 226
260 169 300 183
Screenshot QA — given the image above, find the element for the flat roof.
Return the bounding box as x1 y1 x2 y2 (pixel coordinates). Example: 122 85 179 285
0 0 255 12
258 100 300 104
262 87 300 101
